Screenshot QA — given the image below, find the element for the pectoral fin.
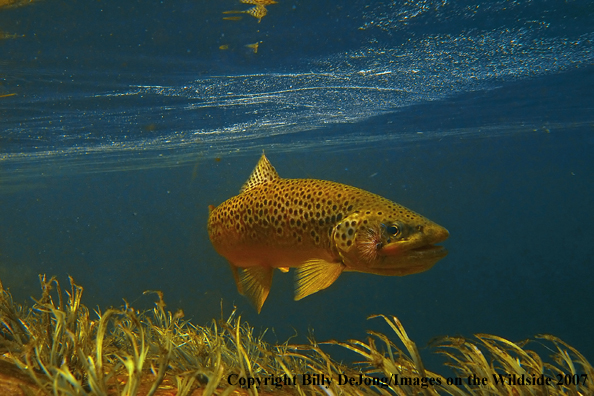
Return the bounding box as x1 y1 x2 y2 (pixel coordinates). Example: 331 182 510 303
239 266 273 313
294 259 344 301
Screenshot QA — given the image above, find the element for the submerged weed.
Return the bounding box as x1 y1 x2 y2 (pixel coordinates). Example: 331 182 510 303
0 276 591 396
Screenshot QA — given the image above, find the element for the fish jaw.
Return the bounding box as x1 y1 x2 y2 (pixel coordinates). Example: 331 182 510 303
378 222 449 257
374 227 448 275
350 250 447 276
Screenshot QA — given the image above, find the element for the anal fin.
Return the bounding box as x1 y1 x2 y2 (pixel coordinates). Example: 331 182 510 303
239 266 273 313
294 259 344 301
229 263 243 294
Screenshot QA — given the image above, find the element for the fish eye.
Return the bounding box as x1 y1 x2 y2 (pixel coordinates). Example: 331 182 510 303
387 225 399 236
382 223 400 237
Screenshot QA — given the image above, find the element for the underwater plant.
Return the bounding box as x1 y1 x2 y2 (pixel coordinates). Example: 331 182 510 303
0 275 591 396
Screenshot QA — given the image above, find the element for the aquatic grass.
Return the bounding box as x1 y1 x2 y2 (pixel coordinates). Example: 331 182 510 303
434 332 594 396
0 278 34 355
0 275 592 396
535 334 594 395
321 315 465 396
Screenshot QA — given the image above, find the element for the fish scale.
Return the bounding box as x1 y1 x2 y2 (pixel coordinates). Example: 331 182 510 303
210 179 421 248
208 154 449 312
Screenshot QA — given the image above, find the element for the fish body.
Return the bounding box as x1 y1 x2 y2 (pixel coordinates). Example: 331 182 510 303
208 154 449 312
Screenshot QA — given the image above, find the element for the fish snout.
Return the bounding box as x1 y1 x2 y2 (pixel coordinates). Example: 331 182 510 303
424 223 449 244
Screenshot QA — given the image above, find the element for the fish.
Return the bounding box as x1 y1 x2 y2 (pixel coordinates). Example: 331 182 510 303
207 153 449 313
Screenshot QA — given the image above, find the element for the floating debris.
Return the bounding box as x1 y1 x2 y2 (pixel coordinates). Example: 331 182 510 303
221 14 243 21
242 5 267 23
240 0 278 5
220 0 277 52
222 0 277 23
0 31 23 39
245 41 261 53
0 0 40 9
222 5 267 23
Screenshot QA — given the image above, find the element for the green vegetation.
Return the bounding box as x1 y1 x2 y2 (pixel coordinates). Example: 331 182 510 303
0 276 591 395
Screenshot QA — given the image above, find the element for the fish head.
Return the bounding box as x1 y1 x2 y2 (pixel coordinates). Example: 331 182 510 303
332 211 449 276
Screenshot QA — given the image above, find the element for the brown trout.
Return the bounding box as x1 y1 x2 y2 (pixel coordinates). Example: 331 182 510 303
208 154 449 312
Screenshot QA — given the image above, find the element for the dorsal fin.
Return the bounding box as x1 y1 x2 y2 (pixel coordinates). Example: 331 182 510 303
240 153 280 193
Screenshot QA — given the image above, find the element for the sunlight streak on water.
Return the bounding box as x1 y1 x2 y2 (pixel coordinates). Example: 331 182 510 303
1 2 593 187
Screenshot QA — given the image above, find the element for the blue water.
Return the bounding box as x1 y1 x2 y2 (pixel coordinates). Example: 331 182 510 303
1 0 593 370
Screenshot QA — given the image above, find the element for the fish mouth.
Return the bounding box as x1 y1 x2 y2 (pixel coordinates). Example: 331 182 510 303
368 242 447 276
376 225 449 259
406 225 449 258
378 241 448 260
407 244 448 259
378 242 448 257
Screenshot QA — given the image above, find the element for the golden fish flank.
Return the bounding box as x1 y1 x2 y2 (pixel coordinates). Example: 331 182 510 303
207 154 449 313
